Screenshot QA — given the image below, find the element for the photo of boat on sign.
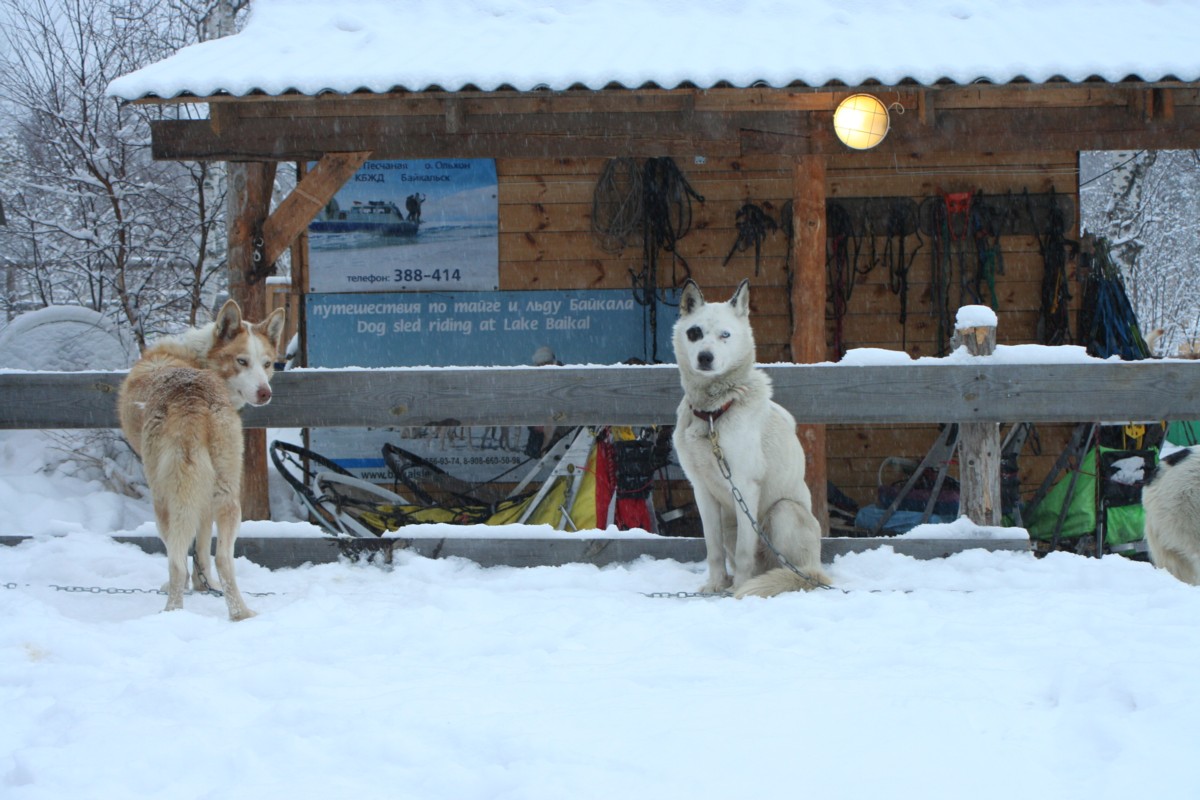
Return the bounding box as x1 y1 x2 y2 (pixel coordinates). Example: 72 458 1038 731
311 198 422 237
307 159 499 294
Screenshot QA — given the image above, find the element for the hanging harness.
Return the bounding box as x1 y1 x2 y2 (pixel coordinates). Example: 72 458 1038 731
881 199 922 349
826 201 868 358
1029 188 1076 346
592 157 704 363
969 191 1004 309
723 202 778 275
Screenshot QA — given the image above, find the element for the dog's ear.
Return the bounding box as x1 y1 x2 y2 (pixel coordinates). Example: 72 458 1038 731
730 279 750 318
679 280 704 316
257 307 287 350
214 299 244 342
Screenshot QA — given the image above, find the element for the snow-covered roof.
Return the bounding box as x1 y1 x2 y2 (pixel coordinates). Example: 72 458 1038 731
108 0 1200 101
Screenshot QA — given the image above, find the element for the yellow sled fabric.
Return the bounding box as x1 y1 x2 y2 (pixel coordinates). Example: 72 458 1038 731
324 446 598 536
271 434 601 538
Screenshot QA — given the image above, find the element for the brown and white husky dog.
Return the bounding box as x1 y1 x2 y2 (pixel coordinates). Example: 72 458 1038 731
118 300 286 620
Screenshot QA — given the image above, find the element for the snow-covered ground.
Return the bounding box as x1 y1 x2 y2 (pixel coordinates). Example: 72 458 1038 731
3 424 1200 799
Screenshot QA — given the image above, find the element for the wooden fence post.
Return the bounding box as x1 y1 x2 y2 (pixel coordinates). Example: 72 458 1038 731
957 306 1001 526
791 156 829 536
227 161 277 521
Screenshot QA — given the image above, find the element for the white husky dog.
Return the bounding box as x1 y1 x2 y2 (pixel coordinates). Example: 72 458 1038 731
672 279 830 597
1142 447 1200 585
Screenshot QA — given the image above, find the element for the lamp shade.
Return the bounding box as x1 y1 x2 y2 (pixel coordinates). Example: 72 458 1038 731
833 94 890 150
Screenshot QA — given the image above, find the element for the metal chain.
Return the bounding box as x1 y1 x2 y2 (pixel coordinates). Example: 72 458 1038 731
1 581 275 598
706 422 834 592
7 579 947 601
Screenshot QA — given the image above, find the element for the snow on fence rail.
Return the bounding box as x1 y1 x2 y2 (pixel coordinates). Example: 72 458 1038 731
2 360 1200 430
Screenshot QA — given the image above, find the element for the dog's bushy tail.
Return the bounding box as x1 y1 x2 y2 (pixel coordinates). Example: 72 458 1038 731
735 565 833 598
147 436 217 536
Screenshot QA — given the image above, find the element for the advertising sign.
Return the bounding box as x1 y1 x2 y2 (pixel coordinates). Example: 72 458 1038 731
305 288 679 481
307 159 499 293
306 289 676 368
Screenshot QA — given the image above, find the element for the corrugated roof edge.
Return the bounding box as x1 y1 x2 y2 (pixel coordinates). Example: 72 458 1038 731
115 73 1191 102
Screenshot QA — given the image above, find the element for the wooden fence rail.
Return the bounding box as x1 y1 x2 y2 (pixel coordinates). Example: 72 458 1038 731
2 361 1199 430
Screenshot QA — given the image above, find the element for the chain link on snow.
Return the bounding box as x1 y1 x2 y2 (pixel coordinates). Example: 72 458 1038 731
5 579 948 601
2 581 276 597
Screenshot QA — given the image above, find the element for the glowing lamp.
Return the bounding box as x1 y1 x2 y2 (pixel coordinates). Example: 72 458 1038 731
833 94 890 150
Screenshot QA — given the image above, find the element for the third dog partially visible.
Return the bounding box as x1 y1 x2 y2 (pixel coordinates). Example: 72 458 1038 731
671 279 830 598
1142 446 1200 585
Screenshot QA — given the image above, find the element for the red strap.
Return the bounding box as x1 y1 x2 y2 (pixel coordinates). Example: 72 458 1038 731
692 400 735 424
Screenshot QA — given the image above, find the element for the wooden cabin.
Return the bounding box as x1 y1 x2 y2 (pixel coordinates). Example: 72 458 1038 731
108 1 1200 522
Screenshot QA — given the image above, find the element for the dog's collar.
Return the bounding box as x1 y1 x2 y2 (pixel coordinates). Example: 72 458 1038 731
691 400 735 424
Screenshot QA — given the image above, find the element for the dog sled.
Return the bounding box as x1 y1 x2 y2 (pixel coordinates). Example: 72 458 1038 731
270 426 673 538
1022 236 1168 556
1022 422 1165 557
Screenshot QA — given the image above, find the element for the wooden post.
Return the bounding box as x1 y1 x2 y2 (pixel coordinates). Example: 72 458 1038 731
790 156 829 535
957 309 1001 526
290 162 310 369
227 161 277 520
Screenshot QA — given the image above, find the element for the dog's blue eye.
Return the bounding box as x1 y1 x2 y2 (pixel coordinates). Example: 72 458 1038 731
720 331 731 339
686 326 702 342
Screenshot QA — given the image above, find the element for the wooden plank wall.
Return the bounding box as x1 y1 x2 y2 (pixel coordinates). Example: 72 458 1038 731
824 150 1081 512
491 151 1083 516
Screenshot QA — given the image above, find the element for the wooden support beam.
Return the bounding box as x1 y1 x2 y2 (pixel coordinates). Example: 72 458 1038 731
1156 88 1176 121
791 155 829 535
957 317 1001 526
918 91 936 126
260 151 371 268
151 103 1200 162
289 162 311 368
227 161 277 318
227 161 278 521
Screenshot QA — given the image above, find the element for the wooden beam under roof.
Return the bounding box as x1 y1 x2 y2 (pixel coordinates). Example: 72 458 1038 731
153 94 1200 162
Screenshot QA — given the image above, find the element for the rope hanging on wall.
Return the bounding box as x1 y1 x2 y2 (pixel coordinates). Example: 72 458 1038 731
779 199 798 359
923 191 983 344
921 195 955 356
591 158 643 253
722 202 778 275
881 199 922 350
1028 188 1076 346
591 157 704 362
826 201 868 359
969 191 1005 311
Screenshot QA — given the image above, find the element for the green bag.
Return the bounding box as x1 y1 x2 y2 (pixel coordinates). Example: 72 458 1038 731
1027 446 1154 546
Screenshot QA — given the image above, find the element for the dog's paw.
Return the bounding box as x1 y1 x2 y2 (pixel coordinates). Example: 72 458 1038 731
699 576 732 594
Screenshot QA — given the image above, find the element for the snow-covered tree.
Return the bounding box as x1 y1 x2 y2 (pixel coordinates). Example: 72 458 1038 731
1081 150 1200 355
0 0 249 345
